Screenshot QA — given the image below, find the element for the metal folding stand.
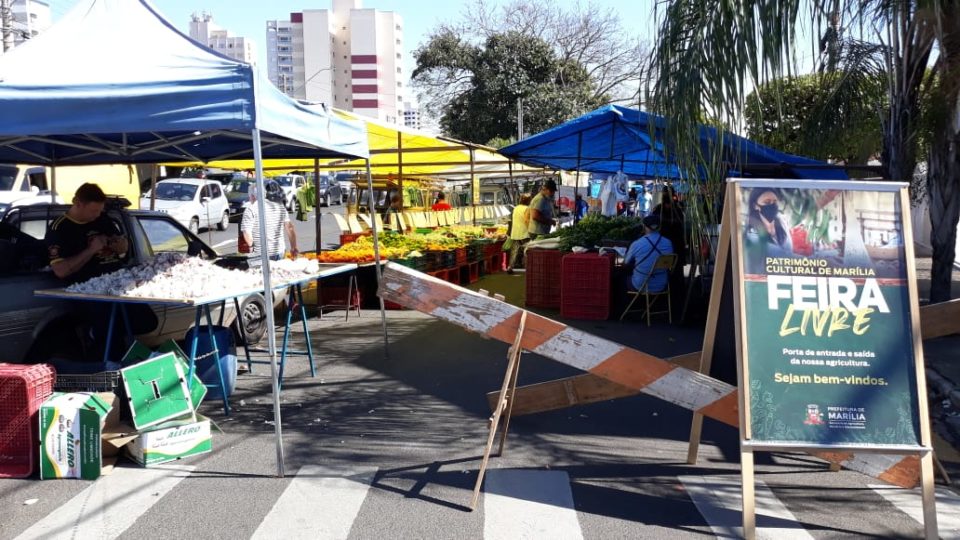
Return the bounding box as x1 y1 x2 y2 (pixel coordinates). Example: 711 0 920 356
103 302 134 364
184 304 231 414
245 280 316 391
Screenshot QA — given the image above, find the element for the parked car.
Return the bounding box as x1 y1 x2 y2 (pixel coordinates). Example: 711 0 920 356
226 179 286 220
0 200 271 368
316 174 344 207
140 178 229 234
273 174 306 211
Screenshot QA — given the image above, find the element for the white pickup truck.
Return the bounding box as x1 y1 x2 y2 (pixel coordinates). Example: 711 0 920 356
0 164 64 216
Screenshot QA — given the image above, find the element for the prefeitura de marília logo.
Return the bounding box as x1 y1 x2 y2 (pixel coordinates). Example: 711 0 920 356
804 404 824 425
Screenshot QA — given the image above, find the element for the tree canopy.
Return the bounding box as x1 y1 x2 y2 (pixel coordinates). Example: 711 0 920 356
651 1 960 302
411 0 647 144
744 73 886 164
412 31 604 144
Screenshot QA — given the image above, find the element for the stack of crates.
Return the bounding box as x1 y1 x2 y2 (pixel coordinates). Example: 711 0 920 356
0 363 55 478
525 249 564 308
560 253 615 320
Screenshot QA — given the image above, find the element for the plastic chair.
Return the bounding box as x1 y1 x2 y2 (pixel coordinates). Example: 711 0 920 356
620 253 678 325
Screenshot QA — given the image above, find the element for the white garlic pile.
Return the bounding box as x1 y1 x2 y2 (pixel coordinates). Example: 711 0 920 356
65 253 323 300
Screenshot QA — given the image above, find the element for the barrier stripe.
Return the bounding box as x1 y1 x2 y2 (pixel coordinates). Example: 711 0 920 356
379 262 921 489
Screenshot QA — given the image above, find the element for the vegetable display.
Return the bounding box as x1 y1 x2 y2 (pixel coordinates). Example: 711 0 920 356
316 226 506 264
547 215 643 252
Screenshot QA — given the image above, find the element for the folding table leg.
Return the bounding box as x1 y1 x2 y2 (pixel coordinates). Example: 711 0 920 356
186 307 202 391
119 304 134 350
204 304 230 415
277 287 295 388
233 297 252 372
296 284 316 377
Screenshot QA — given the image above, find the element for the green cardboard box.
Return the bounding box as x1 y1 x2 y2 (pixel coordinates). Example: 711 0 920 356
121 353 195 430
125 416 212 467
123 340 207 409
39 393 114 480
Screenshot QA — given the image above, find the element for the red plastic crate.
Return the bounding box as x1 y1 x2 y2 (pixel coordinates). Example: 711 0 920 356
455 248 467 266
383 300 404 310
319 286 362 308
461 261 480 284
0 363 55 478
561 253 615 320
525 249 564 308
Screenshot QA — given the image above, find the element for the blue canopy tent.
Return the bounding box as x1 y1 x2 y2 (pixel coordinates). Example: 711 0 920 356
0 0 381 476
499 104 848 182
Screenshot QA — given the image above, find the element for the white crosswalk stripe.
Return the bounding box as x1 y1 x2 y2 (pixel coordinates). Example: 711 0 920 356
679 475 813 539
13 464 194 540
251 465 376 540
10 462 955 540
483 469 584 540
870 484 960 539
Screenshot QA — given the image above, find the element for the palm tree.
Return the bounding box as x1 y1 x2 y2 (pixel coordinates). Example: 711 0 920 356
651 1 959 302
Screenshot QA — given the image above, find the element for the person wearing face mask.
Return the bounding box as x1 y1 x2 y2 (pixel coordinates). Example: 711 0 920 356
744 187 792 273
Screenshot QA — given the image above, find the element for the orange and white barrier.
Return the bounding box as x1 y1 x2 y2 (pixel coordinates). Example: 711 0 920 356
378 262 921 489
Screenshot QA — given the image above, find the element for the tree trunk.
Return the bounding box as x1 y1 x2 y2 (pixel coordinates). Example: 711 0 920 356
881 94 920 184
927 100 960 304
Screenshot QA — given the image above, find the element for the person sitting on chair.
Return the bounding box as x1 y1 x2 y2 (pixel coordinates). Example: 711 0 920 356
624 214 674 292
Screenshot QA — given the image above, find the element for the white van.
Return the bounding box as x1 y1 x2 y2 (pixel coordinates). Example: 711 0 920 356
0 164 141 214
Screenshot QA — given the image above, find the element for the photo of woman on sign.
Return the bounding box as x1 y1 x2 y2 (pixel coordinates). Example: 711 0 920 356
742 186 845 275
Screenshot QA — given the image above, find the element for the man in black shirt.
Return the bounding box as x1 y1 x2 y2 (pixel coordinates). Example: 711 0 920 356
46 183 154 365
47 183 128 283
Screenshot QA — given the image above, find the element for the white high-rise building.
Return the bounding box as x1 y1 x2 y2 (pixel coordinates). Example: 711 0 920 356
1 0 51 53
402 101 421 131
188 12 256 65
267 0 404 124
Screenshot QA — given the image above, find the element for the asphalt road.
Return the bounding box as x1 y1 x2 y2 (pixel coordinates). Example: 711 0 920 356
3 303 959 539
193 202 348 256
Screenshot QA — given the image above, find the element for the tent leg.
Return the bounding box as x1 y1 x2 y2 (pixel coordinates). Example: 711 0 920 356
366 160 390 358
253 128 285 477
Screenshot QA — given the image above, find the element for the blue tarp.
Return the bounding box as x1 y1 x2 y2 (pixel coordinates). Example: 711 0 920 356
500 105 847 180
0 0 368 165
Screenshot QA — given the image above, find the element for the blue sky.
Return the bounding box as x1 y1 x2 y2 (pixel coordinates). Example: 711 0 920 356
49 0 656 77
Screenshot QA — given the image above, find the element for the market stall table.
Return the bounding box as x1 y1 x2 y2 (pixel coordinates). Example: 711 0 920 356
34 262 358 414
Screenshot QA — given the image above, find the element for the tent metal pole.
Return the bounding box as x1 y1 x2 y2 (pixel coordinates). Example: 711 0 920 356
50 165 57 204
314 158 321 252
366 159 390 356
150 164 159 211
252 128 285 478
574 132 582 224
397 131 404 230
470 148 477 225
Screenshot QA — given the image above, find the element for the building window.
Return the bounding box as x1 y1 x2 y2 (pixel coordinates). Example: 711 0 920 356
396 53 401 59
396 39 401 45
397 68 401 74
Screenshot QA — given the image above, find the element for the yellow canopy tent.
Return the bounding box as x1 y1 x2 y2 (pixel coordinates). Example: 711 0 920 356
193 109 543 198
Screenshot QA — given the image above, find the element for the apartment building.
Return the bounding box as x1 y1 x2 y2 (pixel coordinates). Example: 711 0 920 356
266 0 404 124
402 101 421 131
1 0 51 53
188 12 256 65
